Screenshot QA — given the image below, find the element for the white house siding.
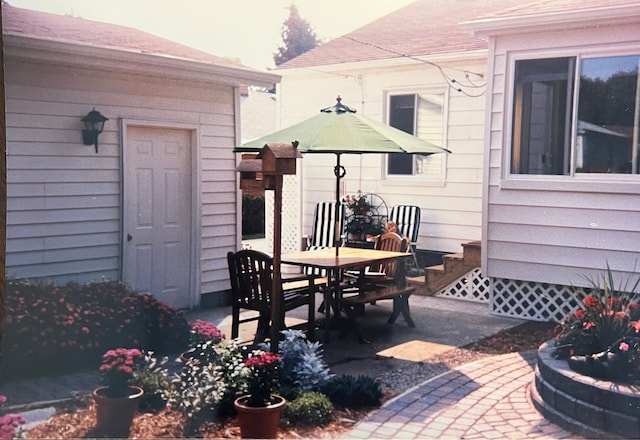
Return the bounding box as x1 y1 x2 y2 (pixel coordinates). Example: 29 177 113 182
5 60 239 301
277 57 488 254
481 20 640 321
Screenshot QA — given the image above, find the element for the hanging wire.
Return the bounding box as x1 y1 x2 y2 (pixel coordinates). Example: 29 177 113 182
345 36 487 97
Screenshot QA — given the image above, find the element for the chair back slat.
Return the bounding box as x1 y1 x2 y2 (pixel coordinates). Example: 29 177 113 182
308 201 345 249
370 232 410 279
227 249 273 310
389 205 421 243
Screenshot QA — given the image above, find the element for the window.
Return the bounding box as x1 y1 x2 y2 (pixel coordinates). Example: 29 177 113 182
512 55 640 175
387 93 444 177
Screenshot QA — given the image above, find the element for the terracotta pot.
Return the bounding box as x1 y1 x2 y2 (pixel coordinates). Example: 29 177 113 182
93 385 144 438
234 394 286 439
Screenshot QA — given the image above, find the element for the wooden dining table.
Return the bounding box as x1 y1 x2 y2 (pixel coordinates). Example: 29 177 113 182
281 246 411 342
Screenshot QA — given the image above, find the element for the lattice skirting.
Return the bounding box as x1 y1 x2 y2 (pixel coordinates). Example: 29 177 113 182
435 271 581 323
435 268 491 303
490 278 581 323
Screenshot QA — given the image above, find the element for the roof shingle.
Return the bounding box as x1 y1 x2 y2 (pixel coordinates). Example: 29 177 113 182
278 0 639 69
2 3 257 72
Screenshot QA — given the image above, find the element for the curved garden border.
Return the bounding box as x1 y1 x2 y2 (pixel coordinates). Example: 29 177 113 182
530 340 640 439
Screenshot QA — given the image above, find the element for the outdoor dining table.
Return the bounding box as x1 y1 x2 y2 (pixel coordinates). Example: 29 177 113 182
281 246 411 342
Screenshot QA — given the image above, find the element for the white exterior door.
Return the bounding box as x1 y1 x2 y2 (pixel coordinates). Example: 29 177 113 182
123 126 192 308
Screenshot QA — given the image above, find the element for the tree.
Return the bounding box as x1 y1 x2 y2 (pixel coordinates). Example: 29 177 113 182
273 4 321 66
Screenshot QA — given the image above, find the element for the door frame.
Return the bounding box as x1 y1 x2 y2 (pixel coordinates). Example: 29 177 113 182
120 118 201 308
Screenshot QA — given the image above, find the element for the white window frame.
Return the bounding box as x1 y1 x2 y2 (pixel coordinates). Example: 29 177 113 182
503 46 640 193
383 89 448 185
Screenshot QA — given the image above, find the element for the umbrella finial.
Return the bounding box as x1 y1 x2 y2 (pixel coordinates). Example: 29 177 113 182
336 95 342 104
321 95 356 114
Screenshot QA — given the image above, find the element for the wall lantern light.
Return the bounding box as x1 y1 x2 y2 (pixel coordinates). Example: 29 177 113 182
81 108 108 153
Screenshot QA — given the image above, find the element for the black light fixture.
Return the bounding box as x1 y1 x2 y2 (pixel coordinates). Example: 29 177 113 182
81 108 108 153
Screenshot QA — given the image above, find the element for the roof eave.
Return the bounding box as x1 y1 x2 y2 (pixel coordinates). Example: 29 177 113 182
4 34 281 89
462 4 640 37
277 50 488 75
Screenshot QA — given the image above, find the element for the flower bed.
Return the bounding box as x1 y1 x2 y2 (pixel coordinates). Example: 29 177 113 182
532 340 640 438
1 279 190 381
532 265 640 438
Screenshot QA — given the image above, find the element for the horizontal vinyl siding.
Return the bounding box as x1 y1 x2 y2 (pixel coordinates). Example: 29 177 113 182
280 60 488 254
483 24 640 287
6 61 239 297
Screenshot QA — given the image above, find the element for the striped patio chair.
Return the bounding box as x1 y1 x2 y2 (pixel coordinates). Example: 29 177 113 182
305 201 345 276
389 205 421 270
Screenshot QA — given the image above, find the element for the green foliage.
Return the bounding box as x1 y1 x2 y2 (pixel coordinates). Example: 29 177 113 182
273 4 321 66
261 329 332 392
321 374 383 409
282 391 333 427
130 351 172 412
169 340 248 434
170 360 225 436
183 339 221 365
242 193 265 237
553 263 640 358
214 341 250 416
1 279 190 380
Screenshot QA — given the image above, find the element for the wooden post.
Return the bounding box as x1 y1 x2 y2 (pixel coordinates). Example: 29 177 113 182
270 174 283 353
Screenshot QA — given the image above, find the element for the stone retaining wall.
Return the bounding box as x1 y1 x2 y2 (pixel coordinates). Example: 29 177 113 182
530 341 640 438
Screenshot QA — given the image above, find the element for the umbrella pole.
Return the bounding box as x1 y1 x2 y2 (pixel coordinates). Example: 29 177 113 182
334 153 344 257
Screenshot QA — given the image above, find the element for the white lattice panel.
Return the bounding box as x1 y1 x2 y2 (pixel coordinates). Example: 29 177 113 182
490 278 582 323
436 268 491 303
265 174 301 254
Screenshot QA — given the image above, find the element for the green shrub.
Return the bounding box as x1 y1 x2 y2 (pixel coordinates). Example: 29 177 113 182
169 339 248 435
282 391 333 427
321 374 383 408
242 193 265 237
170 359 225 436
1 278 190 380
130 351 172 412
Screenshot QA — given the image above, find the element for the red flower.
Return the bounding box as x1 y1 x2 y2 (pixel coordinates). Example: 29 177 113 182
574 309 585 318
584 321 596 330
614 311 627 320
619 342 629 352
584 295 600 309
629 321 640 332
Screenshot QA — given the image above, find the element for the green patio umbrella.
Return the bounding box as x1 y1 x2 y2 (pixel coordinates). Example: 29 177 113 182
237 97 451 253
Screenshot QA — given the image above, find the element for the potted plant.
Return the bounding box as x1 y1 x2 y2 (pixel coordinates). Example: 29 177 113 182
343 191 372 216
92 348 145 437
181 319 225 364
234 350 285 439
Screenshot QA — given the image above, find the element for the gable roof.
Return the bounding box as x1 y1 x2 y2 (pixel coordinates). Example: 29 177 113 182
278 0 639 70
478 0 638 19
2 3 279 87
277 0 524 69
465 0 640 35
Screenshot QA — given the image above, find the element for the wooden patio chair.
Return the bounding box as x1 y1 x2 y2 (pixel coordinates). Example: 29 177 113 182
340 232 409 311
389 205 421 270
227 249 316 344
338 234 414 343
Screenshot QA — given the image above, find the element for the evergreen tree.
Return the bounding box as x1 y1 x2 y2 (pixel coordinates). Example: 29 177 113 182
273 4 321 66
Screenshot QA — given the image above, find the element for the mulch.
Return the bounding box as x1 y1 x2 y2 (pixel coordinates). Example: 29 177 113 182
24 320 557 439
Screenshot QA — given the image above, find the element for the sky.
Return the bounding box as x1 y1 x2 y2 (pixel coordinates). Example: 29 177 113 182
7 0 416 71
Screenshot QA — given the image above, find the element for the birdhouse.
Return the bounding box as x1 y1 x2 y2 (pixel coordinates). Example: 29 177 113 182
258 142 302 175
236 142 302 191
237 154 264 192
